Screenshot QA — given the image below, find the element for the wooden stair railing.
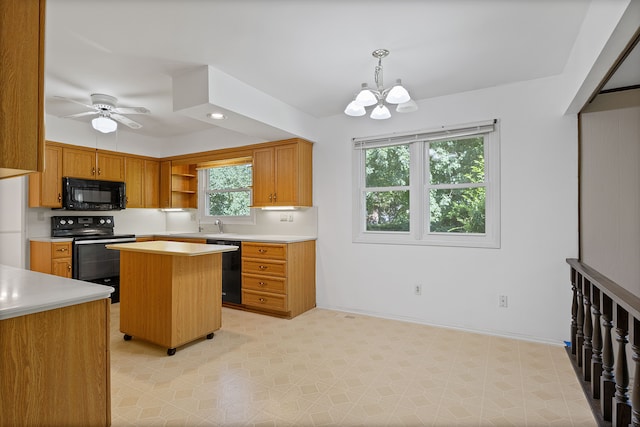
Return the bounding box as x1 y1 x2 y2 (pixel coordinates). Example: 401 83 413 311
567 258 640 427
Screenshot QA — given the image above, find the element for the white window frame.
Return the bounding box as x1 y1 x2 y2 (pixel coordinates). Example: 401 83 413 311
198 162 255 225
352 120 500 248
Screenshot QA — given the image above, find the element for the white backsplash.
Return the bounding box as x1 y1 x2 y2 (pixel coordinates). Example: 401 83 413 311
26 206 317 238
167 207 318 236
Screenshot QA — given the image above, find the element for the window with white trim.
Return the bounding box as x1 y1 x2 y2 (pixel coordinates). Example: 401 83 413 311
198 158 255 224
353 120 500 248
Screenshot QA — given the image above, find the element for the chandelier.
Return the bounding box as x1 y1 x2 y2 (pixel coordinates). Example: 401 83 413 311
344 49 418 120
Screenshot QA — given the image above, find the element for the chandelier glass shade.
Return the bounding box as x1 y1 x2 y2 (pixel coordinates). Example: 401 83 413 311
92 115 118 133
344 49 417 120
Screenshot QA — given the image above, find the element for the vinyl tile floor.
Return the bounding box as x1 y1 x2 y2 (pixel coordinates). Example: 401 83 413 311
109 304 596 426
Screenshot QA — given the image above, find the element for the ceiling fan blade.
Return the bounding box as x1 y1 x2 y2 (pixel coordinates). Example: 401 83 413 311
63 111 98 119
54 95 95 110
112 107 150 114
110 113 142 129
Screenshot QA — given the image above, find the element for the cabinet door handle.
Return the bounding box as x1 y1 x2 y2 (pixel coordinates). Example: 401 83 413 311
258 281 266 287
258 297 266 303
57 193 62 202
56 247 68 252
273 193 277 202
91 167 96 175
258 265 268 270
67 264 72 271
268 193 273 202
98 168 102 175
258 249 267 253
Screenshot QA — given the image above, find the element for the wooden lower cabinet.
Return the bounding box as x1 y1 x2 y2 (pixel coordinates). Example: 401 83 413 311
30 240 72 278
241 240 315 318
0 298 111 426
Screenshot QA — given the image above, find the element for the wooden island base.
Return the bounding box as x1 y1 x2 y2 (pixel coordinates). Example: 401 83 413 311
108 241 236 356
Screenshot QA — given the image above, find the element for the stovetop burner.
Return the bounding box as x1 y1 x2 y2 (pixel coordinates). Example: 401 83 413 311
51 215 129 238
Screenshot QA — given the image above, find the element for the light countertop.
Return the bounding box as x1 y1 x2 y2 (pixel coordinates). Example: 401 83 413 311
106 241 238 256
148 232 317 243
0 265 114 320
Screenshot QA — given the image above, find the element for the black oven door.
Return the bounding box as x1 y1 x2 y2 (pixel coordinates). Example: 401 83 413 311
73 237 136 302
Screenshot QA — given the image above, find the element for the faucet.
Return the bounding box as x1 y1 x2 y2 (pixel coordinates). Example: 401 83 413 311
214 219 223 234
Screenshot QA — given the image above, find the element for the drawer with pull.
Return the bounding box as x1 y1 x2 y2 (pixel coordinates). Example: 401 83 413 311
242 259 286 277
242 289 287 311
241 242 286 260
51 242 72 259
242 274 286 294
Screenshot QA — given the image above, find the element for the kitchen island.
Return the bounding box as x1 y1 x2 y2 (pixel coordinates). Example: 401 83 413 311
0 264 113 427
106 240 237 355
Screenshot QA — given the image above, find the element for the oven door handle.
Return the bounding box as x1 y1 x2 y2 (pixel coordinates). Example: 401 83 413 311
74 238 137 245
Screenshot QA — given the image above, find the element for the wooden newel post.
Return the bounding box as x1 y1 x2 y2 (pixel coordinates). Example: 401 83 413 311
583 279 593 382
632 318 640 427
576 273 585 367
571 267 578 355
601 294 615 421
591 286 603 399
613 306 631 426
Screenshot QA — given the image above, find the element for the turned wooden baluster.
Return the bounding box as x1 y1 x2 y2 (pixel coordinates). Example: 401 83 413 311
591 286 603 399
571 268 578 356
632 318 640 427
602 294 615 421
576 273 585 367
583 278 593 382
613 306 631 426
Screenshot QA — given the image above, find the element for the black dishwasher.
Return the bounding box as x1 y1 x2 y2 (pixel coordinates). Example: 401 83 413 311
207 240 242 304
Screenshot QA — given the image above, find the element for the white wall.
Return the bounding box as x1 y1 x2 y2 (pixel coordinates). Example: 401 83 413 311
0 176 26 267
313 75 578 344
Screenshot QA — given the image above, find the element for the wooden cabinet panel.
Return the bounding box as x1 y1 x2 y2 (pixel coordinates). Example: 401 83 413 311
0 0 45 179
251 140 312 207
0 299 111 426
97 152 124 181
30 241 72 278
125 156 144 208
160 160 172 208
252 147 274 206
144 159 160 208
29 144 62 208
63 146 96 179
241 240 315 318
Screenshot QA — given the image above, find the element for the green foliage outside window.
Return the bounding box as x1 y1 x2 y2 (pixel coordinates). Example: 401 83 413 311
428 138 486 233
205 164 252 216
365 145 410 231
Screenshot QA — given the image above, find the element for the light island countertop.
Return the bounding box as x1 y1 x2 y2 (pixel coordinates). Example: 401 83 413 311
106 240 238 256
0 264 114 320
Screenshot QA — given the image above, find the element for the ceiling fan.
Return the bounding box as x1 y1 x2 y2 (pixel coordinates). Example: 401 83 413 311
57 93 150 133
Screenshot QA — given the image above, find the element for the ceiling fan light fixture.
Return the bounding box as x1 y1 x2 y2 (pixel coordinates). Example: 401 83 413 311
92 116 118 133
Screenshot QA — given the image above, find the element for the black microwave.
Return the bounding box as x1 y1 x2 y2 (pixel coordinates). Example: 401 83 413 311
61 177 126 211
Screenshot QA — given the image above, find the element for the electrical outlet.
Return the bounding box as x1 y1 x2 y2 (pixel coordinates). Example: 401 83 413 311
288 213 294 222
499 295 508 308
414 284 422 295
280 213 288 222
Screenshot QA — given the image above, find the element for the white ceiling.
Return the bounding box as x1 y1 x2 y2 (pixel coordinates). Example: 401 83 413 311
45 0 603 139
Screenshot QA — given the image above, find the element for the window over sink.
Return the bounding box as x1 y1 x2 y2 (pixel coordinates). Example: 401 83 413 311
198 157 255 224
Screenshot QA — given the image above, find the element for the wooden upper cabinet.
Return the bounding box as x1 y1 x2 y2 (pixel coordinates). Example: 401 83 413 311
144 159 160 208
0 0 45 179
124 157 159 208
97 152 125 181
124 157 144 208
63 147 97 179
62 146 124 181
252 139 312 207
29 143 62 208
